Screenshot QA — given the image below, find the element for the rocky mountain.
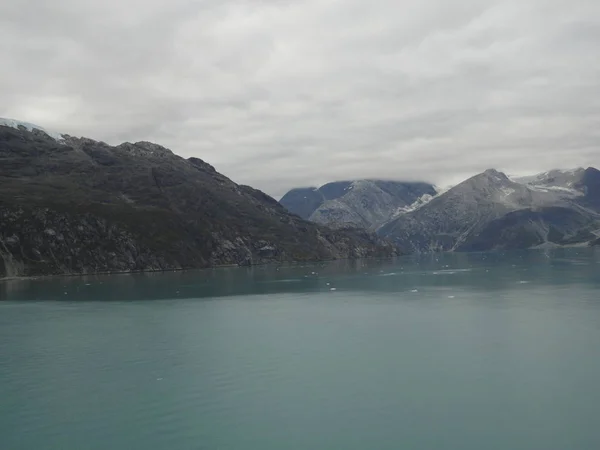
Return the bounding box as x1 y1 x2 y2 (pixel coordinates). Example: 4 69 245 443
280 180 436 230
513 168 586 188
278 186 326 221
0 121 396 278
378 168 600 252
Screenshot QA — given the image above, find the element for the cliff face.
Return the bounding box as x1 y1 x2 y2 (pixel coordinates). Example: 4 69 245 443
0 125 396 277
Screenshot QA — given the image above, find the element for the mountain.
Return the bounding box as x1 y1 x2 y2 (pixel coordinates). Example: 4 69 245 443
280 180 436 230
277 186 326 221
0 121 396 278
515 167 600 211
378 169 600 252
513 168 586 188
574 167 600 210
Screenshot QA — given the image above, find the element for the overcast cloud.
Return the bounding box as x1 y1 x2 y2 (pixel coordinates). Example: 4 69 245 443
1 0 599 196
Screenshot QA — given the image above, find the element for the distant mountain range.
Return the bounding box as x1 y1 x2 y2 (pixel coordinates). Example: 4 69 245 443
379 168 600 252
2 117 598 275
280 180 437 230
0 119 396 277
282 168 600 252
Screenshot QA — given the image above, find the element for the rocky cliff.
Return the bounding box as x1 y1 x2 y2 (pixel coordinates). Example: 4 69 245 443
0 123 396 277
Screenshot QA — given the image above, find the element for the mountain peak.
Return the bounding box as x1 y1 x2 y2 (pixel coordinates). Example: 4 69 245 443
482 168 508 179
461 169 510 188
483 168 501 175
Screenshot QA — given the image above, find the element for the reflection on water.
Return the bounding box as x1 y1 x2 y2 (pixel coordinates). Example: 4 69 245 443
2 247 599 302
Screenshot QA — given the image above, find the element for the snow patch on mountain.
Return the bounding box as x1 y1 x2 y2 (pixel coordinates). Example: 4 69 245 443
511 168 584 187
511 168 586 198
392 193 435 217
501 187 515 197
0 117 64 141
528 185 580 195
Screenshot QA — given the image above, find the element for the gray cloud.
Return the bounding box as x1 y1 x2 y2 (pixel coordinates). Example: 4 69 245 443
1 0 599 197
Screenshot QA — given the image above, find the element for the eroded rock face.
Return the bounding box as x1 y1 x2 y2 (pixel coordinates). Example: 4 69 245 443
0 125 396 277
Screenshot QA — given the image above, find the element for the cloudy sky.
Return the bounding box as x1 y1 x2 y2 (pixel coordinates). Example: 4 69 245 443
1 0 599 197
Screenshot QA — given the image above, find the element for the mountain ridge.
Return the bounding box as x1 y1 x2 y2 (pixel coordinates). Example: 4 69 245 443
378 167 600 252
2 117 598 264
280 179 436 230
0 122 397 278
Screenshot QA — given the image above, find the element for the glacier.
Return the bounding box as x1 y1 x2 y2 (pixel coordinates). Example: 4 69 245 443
0 117 64 141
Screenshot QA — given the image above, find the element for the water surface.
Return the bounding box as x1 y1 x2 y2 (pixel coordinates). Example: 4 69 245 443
2 248 600 449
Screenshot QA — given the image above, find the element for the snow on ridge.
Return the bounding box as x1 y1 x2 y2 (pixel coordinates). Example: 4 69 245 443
500 187 515 197
432 184 452 196
0 117 64 141
392 193 435 217
528 185 580 195
509 168 584 185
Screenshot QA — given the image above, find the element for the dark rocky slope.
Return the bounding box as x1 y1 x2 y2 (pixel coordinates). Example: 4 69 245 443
457 207 600 251
280 180 436 230
278 187 326 220
0 124 396 277
378 169 600 252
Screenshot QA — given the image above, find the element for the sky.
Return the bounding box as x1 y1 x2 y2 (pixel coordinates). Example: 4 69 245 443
1 0 599 197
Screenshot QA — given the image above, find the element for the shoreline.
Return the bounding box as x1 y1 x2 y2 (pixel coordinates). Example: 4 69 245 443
4 243 596 283
0 256 398 283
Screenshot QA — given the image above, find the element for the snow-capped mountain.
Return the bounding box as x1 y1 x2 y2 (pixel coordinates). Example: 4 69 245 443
512 168 585 192
281 166 600 252
513 167 600 209
0 117 64 141
280 180 437 230
378 168 600 252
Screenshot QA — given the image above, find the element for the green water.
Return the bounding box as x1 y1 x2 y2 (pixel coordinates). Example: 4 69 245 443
2 248 600 449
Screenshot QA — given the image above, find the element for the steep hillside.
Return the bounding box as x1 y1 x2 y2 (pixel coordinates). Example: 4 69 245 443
457 207 600 251
574 167 600 210
0 123 396 277
378 169 600 252
513 168 585 189
280 180 436 229
278 187 325 220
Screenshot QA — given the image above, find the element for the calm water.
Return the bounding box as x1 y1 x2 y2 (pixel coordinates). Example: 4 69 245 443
2 248 600 449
